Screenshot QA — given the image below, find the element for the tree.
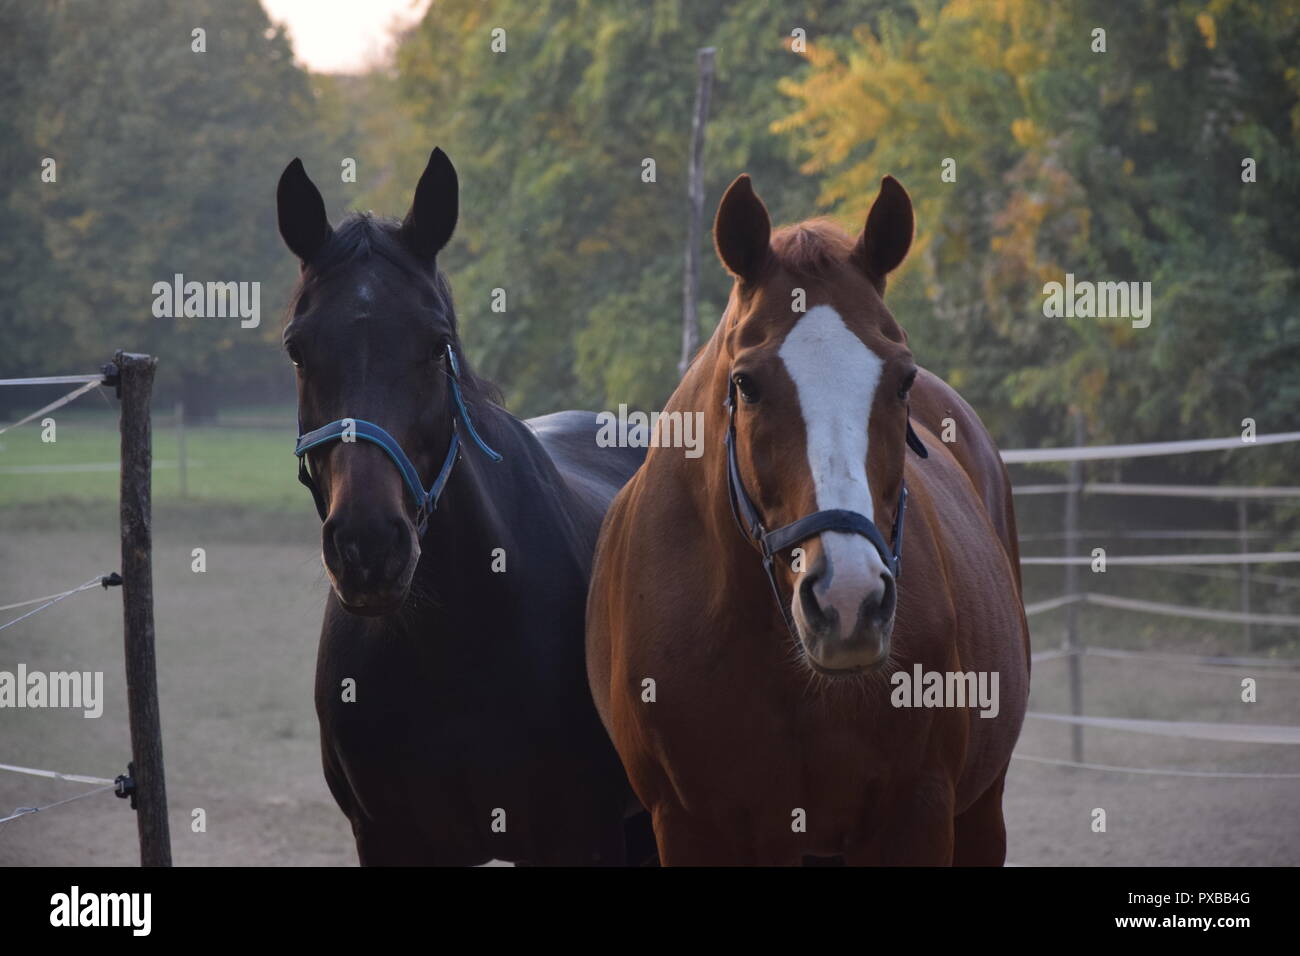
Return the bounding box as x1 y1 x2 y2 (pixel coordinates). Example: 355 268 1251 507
778 0 1300 486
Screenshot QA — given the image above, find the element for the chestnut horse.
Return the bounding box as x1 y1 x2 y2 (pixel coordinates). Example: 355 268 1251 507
586 174 1029 865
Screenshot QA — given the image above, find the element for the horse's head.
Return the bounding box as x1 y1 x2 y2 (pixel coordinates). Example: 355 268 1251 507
277 148 492 616
712 173 919 674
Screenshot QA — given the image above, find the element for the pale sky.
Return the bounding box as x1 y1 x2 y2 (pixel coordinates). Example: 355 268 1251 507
261 0 431 74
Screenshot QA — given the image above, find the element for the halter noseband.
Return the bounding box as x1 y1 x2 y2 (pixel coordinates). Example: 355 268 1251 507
722 376 928 638
294 344 502 536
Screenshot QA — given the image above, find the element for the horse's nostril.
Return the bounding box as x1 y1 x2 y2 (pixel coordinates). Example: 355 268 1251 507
800 563 834 628
382 519 411 577
343 540 363 570
324 522 375 576
879 573 895 609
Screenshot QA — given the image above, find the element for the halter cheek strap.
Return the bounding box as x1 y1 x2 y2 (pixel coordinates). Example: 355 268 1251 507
722 378 927 638
293 345 503 536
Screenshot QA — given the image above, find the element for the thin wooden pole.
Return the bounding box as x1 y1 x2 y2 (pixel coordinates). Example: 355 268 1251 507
1238 498 1252 650
117 351 171 867
679 46 716 378
175 400 187 499
1063 410 1085 764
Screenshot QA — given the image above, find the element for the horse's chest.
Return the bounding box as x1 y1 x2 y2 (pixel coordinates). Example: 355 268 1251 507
314 620 624 862
318 637 537 782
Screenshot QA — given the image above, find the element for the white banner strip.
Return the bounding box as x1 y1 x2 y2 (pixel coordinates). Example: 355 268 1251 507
0 380 102 436
1015 482 1300 499
0 761 116 786
1025 711 1300 744
1083 592 1300 626
1012 753 1300 779
1001 430 1300 464
0 374 106 387
1082 646 1300 672
0 460 194 475
1021 552 1300 567
1022 590 1300 625
1029 645 1300 671
1023 593 1084 616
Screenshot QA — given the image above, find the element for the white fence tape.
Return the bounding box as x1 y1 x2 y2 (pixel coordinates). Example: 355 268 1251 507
0 761 116 786
1024 590 1300 626
1012 753 1300 779
1025 711 1300 744
0 380 102 436
1030 644 1300 672
1022 551 1300 567
1015 482 1300 498
1001 430 1300 464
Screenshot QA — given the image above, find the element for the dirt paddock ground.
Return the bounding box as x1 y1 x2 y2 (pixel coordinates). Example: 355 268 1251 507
2 505 1297 866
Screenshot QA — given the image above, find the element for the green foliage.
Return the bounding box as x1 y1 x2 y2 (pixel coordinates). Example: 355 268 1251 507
0 0 341 416
778 0 1300 484
2 0 1296 496
360 0 876 414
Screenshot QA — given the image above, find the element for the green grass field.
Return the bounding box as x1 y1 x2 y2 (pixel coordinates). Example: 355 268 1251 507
0 406 300 509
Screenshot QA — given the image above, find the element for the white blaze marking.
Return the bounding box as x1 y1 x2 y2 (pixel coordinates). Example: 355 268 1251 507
778 304 889 629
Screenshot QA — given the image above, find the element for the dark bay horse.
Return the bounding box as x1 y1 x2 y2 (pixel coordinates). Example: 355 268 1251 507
277 149 648 865
586 174 1029 865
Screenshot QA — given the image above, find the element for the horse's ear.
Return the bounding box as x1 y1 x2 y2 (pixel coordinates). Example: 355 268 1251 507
277 159 333 264
401 147 458 260
713 174 772 284
852 176 913 294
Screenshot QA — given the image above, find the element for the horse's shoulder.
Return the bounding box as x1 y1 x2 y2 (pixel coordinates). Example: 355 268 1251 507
524 408 646 490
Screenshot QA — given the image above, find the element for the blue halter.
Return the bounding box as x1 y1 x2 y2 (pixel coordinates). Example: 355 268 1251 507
294 345 502 535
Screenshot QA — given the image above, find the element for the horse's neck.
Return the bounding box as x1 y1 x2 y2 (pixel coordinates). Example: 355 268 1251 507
411 404 580 593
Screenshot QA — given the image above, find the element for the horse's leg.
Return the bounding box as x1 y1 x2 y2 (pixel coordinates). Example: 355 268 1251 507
652 803 739 866
353 823 482 866
354 825 429 866
590 811 629 867
951 767 1008 866
624 810 659 866
849 776 956 866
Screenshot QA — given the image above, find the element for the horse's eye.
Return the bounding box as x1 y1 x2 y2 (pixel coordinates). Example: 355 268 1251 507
897 368 917 400
733 373 760 403
285 341 304 368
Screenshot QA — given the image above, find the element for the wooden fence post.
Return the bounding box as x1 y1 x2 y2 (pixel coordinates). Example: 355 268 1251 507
1063 410 1085 764
1238 498 1252 650
116 350 172 866
175 400 187 499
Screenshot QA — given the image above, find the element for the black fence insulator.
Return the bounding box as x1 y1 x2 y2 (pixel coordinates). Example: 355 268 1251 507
100 360 121 398
115 762 137 810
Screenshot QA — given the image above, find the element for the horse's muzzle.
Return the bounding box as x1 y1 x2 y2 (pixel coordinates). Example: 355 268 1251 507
795 556 896 673
322 514 419 615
